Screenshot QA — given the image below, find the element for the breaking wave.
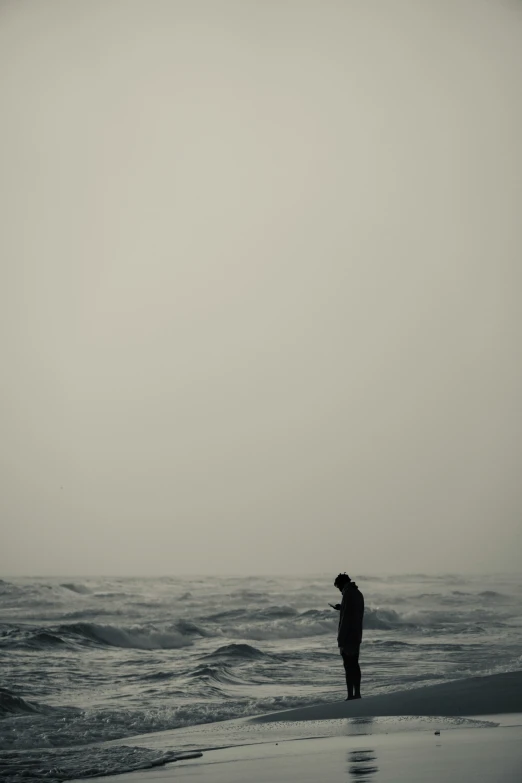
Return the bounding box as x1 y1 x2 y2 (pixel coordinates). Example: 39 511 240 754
0 597 514 654
57 622 195 650
187 663 249 686
60 583 90 595
0 623 196 651
0 689 57 717
205 643 268 660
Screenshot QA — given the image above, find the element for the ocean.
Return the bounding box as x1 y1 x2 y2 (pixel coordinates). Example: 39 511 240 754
1 573 521 781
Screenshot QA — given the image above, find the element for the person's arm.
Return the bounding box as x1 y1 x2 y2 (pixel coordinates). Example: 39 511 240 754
337 591 350 648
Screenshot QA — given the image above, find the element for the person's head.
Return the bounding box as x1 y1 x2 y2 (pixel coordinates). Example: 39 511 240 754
334 572 351 592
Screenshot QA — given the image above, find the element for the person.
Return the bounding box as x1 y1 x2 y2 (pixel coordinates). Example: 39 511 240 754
333 572 364 700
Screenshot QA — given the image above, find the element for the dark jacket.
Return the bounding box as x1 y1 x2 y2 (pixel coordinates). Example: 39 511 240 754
337 581 364 648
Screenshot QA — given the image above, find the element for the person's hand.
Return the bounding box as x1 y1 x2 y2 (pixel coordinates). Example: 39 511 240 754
328 603 341 610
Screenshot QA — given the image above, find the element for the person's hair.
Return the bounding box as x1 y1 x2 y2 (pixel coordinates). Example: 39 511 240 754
334 572 351 589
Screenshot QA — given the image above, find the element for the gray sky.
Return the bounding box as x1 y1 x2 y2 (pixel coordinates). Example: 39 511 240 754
1 0 521 576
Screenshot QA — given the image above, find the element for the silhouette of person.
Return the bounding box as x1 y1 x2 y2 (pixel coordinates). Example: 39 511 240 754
333 572 364 700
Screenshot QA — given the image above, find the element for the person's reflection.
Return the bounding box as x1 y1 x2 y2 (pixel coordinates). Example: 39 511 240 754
344 716 375 736
346 748 378 779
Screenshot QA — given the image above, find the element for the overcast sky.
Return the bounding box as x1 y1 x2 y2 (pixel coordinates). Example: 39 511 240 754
1 0 521 577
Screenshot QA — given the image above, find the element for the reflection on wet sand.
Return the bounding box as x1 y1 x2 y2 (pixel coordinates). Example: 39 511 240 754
344 716 375 736
347 748 378 779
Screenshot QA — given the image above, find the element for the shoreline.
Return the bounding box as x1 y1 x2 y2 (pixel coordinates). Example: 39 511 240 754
82 722 522 783
74 670 522 782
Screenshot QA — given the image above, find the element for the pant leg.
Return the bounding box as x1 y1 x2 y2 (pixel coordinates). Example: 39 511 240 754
351 648 361 695
341 651 354 697
342 646 361 697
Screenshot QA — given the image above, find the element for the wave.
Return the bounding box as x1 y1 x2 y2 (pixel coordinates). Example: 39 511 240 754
0 744 202 783
234 619 333 641
478 590 507 599
0 580 18 593
369 639 466 652
369 639 415 648
175 619 210 637
215 602 510 639
1 633 268 683
62 608 127 620
365 608 410 630
0 622 196 651
0 691 316 753
187 663 248 686
204 605 305 625
138 670 182 682
205 643 267 661
449 589 507 599
202 606 411 641
234 607 412 639
31 631 67 647
204 608 251 622
60 583 90 594
0 688 53 716
229 589 269 602
414 589 510 605
0 627 68 650
1 598 510 653
59 622 194 650
398 607 508 628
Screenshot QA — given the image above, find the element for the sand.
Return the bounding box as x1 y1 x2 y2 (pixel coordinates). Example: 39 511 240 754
85 724 522 782
79 671 522 782
253 669 522 722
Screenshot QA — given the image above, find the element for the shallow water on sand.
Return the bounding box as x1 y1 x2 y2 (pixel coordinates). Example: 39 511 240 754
1 573 521 781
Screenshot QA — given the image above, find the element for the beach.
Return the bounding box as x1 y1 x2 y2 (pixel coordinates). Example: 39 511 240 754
3 0 522 779
89 726 522 783
79 670 522 782
3 575 522 781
